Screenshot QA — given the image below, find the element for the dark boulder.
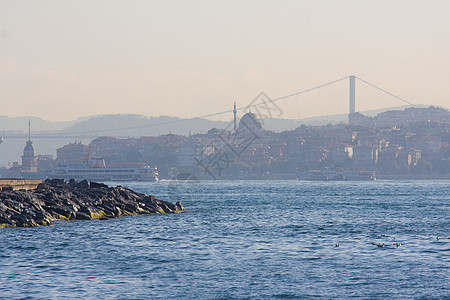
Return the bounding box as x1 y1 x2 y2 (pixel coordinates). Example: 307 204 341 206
75 211 92 220
45 179 65 186
89 181 108 189
77 180 89 189
175 201 184 211
68 179 77 187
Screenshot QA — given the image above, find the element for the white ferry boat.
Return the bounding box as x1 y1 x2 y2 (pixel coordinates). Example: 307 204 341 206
48 158 159 182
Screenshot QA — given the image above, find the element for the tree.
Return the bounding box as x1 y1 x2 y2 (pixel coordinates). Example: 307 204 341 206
437 158 450 174
412 158 432 175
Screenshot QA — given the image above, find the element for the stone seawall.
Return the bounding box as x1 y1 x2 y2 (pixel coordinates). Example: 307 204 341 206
0 179 183 228
0 179 42 191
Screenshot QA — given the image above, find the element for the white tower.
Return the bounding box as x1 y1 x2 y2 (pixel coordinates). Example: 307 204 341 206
21 119 38 172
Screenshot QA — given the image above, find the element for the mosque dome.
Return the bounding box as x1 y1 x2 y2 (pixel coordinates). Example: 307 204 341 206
238 112 262 131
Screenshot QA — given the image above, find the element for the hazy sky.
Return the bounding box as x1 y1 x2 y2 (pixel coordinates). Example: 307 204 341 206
1 0 449 122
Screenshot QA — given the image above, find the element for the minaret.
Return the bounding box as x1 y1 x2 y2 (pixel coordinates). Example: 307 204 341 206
233 101 237 135
28 119 31 141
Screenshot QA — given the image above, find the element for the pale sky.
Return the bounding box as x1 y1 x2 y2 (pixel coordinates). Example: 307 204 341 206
1 0 449 122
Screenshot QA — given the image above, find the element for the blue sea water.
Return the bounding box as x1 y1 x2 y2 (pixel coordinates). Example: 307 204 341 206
0 180 449 299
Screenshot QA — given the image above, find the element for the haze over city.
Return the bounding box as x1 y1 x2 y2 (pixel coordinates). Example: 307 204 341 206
1 0 449 122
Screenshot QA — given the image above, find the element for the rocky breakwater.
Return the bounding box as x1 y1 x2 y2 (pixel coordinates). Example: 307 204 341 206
0 179 184 228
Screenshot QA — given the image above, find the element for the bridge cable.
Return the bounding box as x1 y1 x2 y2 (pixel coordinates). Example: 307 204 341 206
48 76 350 136
355 76 417 108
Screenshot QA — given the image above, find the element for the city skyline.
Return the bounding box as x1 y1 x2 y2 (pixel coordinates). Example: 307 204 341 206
1 1 449 122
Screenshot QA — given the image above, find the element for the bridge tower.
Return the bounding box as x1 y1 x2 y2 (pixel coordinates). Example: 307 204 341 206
349 75 356 114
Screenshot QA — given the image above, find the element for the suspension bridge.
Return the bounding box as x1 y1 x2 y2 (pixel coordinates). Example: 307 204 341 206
3 75 417 139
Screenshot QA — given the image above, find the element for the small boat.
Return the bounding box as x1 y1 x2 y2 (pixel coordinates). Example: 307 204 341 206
297 167 375 181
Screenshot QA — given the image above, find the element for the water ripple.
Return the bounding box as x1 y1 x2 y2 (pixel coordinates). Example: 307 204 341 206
0 180 449 299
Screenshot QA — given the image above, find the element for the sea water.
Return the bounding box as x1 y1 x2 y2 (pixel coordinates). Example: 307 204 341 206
0 180 449 299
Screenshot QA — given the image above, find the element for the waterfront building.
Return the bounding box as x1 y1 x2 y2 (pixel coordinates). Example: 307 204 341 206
353 144 378 170
56 142 89 162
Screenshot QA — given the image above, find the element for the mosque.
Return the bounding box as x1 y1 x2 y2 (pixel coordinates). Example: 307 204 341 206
232 101 263 138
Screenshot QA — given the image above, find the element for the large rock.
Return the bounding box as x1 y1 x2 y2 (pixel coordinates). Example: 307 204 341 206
0 180 184 228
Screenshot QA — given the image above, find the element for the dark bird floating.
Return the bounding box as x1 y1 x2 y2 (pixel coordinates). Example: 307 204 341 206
0 179 184 228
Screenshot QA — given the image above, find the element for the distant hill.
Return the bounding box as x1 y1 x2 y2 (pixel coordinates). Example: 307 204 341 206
63 114 229 137
0 116 73 133
0 104 446 137
261 105 433 131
